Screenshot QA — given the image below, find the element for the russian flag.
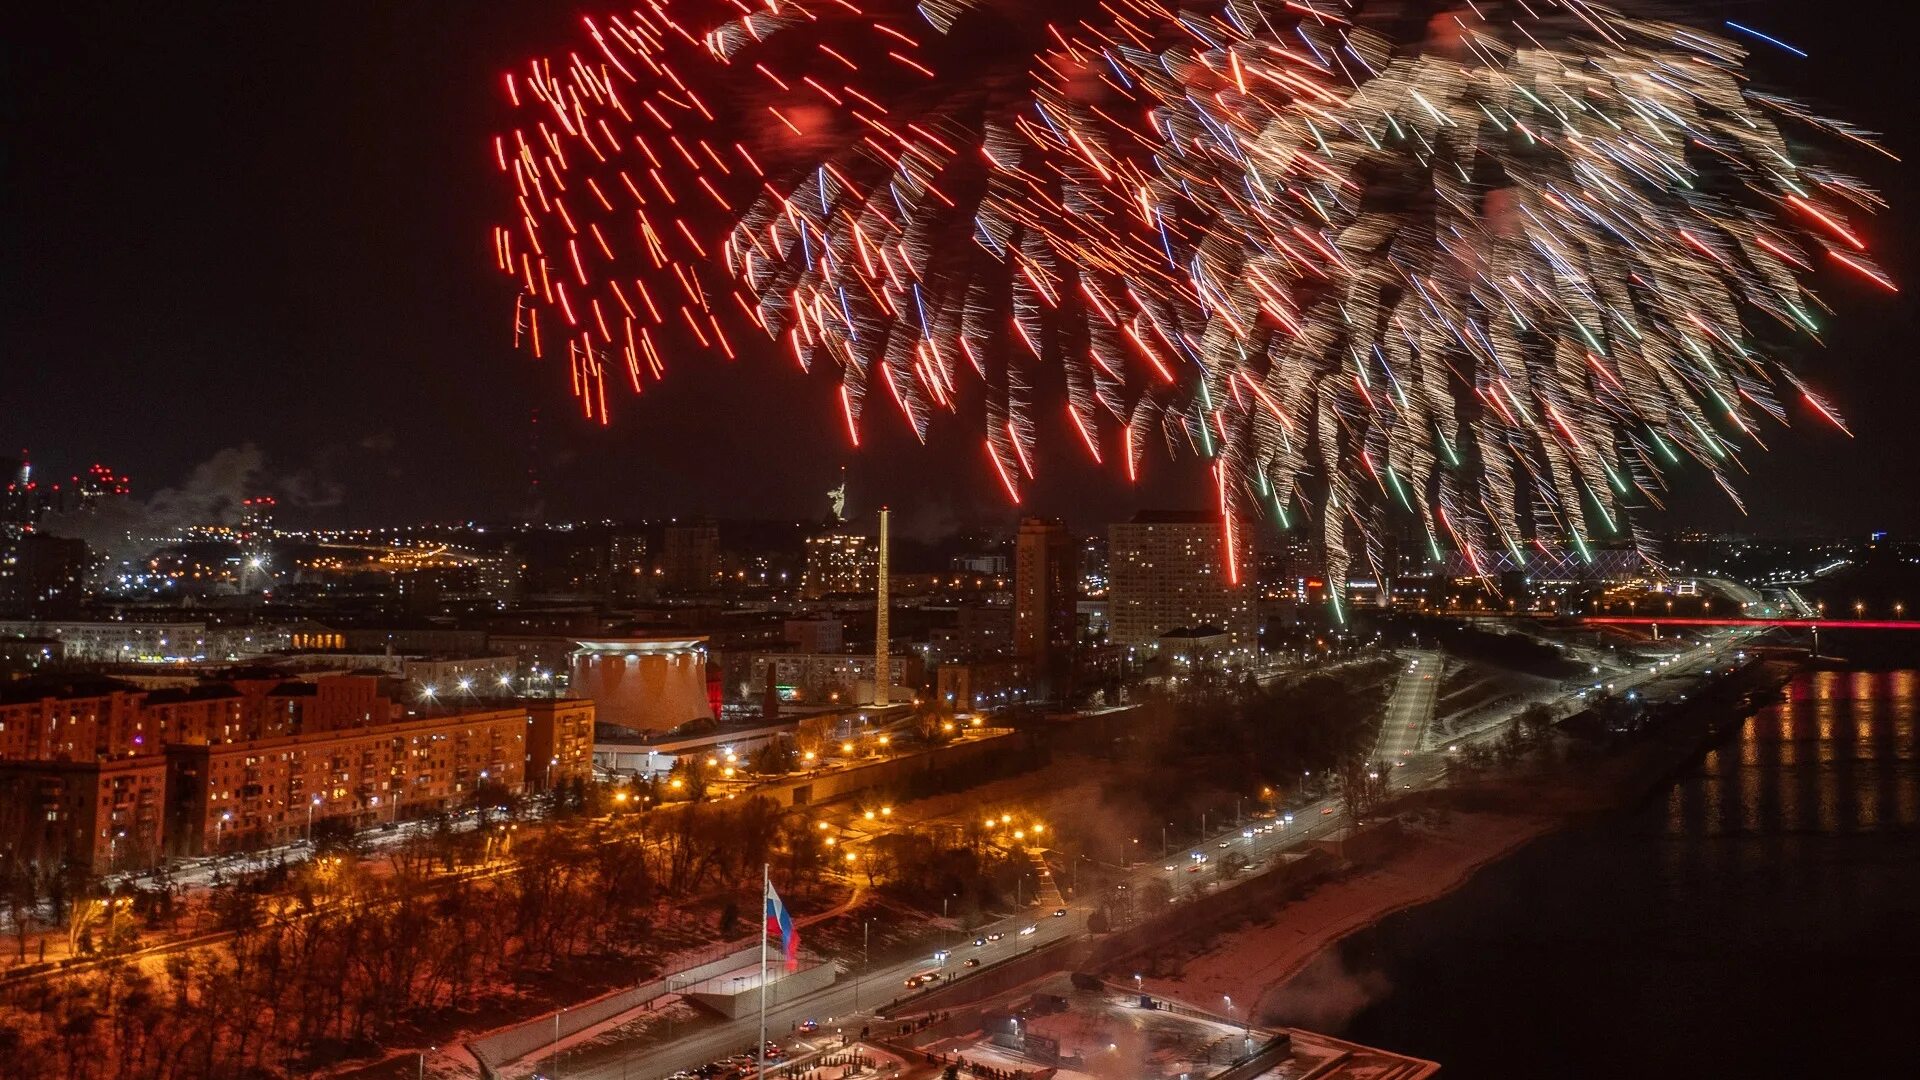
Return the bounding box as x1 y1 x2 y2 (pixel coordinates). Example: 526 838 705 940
764 879 799 971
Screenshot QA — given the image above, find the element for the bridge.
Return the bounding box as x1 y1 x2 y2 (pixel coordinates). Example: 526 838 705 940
1581 616 1920 631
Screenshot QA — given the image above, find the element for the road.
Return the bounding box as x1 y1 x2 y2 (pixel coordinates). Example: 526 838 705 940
1371 651 1442 762
545 794 1384 1080
523 634 1756 1080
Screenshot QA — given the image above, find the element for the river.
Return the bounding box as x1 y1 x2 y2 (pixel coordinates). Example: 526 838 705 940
1304 666 1920 1077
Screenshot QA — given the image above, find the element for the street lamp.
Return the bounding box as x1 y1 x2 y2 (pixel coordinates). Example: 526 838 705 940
855 919 870 1009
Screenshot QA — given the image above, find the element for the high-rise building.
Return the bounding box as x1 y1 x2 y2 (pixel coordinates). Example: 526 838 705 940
238 496 275 548
0 455 29 531
801 532 876 599
661 521 719 593
1108 511 1256 657
874 508 891 706
520 529 610 599
0 534 90 617
1014 518 1076 669
609 532 650 600
784 617 843 654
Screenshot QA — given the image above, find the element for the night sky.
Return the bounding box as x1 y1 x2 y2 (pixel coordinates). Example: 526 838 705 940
3 2 1914 536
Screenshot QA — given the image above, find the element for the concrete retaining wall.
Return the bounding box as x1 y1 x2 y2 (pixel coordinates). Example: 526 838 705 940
751 731 1025 808
1210 1035 1296 1080
688 960 839 1019
1085 848 1344 972
469 942 767 1075
880 937 1091 1018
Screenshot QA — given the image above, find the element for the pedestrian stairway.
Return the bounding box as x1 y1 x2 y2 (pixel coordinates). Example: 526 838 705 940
1025 849 1066 907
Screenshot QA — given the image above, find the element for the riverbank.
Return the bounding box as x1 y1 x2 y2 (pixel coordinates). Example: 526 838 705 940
1333 664 1920 1078
1137 809 1560 1028
1141 656 1807 1032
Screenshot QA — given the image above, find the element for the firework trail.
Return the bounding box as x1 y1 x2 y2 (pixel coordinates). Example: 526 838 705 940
492 0 1893 598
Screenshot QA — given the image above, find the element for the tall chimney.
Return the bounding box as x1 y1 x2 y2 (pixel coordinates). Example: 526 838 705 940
874 506 890 706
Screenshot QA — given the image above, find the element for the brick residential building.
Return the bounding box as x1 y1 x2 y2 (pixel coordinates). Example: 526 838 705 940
0 672 596 871
0 756 168 875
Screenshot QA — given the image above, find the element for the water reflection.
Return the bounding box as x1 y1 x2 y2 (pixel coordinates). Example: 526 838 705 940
1667 669 1918 839
1341 666 1920 1080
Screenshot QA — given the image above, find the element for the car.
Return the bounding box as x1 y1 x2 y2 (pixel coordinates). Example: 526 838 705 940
1051 908 1068 917
1321 806 1335 815
932 949 950 962
963 958 980 968
1163 864 1177 871
1217 840 1230 848
1019 924 1038 936
1187 864 1202 873
799 1020 819 1034
1242 828 1254 838
973 936 987 947
987 931 1004 941
1283 812 1294 824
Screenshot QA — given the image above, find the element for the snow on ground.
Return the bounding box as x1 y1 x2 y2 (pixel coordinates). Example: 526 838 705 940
1137 811 1558 1028
928 977 1252 1080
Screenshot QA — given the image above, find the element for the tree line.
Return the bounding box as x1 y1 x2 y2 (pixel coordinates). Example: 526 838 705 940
0 794 831 1079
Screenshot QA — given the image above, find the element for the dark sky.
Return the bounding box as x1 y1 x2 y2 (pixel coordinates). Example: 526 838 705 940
3 2 1915 536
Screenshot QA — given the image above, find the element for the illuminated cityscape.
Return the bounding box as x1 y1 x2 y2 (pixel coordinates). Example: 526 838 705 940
4 2 1918 1080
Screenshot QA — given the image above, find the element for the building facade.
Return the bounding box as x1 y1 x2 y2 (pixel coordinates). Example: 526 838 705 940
661 522 720 593
0 756 167 875
1014 518 1076 673
0 672 596 871
164 706 533 856
748 651 919 705
801 533 877 599
1108 511 1257 656
569 637 713 733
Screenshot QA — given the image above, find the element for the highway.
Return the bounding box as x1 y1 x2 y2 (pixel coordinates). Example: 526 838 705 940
547 794 1389 1080
1371 652 1442 762
531 633 1755 1080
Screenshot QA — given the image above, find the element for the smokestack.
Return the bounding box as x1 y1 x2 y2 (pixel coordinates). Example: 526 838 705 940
874 507 890 706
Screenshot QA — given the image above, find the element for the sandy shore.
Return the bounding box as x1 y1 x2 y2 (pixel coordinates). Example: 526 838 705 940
1137 810 1561 1024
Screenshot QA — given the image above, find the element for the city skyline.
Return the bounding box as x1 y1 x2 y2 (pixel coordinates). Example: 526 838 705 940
4 5 1919 1077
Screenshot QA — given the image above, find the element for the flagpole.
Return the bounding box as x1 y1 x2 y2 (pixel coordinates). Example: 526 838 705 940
758 862 770 1080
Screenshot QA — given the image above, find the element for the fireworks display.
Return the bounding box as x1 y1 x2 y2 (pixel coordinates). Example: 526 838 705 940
491 0 1893 597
